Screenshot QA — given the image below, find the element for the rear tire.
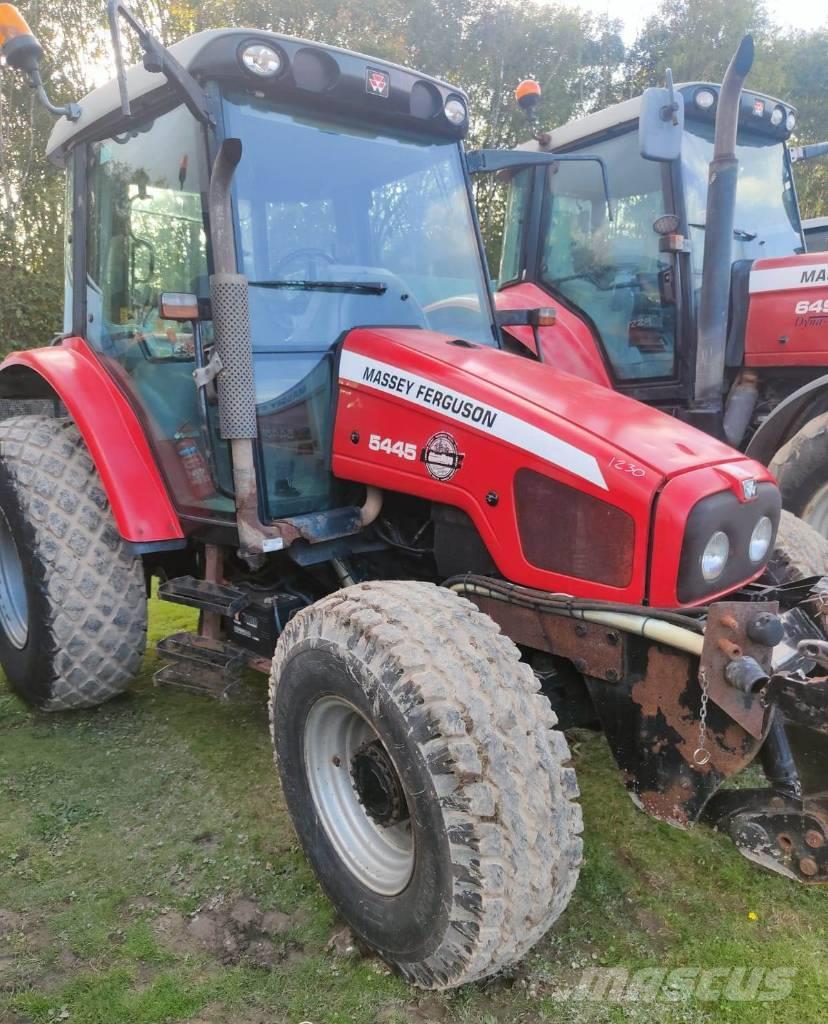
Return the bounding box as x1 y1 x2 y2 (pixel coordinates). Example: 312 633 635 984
269 580 582 989
0 415 147 710
769 414 828 538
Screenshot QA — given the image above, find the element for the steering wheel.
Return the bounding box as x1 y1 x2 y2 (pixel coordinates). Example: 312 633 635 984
269 247 336 319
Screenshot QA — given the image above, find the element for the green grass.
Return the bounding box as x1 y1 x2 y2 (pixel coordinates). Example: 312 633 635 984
1 598 826 1024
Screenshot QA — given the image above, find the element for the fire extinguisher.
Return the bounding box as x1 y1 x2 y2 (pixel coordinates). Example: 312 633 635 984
174 424 213 500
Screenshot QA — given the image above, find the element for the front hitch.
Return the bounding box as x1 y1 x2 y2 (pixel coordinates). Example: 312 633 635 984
699 611 828 883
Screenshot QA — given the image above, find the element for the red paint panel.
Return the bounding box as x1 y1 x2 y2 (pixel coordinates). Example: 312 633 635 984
495 281 612 387
745 254 828 368
334 328 778 607
0 338 183 544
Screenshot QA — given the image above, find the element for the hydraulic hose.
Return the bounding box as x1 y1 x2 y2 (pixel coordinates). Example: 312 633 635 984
445 575 706 658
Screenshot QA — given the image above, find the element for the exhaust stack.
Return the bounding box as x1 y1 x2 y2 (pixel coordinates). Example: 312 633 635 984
692 35 754 434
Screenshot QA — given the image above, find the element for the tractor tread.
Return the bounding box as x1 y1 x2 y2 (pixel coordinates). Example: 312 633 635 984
269 580 582 989
0 415 146 710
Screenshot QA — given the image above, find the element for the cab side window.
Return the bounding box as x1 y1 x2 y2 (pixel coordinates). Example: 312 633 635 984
85 105 232 516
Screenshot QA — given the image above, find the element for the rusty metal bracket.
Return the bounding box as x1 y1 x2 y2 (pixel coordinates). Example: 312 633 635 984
469 596 624 683
699 601 778 739
764 671 828 736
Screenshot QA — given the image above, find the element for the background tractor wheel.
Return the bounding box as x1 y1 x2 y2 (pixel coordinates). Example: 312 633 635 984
0 415 147 710
767 509 828 585
269 580 582 989
770 413 828 537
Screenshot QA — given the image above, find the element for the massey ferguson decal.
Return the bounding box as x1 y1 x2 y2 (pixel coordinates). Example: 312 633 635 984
749 263 828 293
366 67 390 97
338 350 608 490
422 432 464 481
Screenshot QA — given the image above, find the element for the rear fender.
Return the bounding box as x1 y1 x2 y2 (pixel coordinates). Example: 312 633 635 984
745 374 828 466
0 338 184 549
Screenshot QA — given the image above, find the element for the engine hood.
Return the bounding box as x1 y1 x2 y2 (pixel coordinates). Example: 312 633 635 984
347 327 748 481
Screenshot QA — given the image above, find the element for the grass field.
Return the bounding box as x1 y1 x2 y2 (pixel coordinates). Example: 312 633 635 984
1 597 826 1024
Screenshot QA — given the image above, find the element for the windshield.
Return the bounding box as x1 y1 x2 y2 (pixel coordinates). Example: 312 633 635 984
222 91 497 350
682 121 804 282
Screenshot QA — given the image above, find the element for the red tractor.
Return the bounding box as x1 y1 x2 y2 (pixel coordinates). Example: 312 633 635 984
1 5 827 989
485 38 828 533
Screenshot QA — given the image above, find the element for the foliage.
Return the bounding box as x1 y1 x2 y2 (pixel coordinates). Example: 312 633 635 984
0 0 827 354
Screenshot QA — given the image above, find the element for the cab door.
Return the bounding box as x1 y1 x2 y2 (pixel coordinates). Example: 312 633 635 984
83 102 234 519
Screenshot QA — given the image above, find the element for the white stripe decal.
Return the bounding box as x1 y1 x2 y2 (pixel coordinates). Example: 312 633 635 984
749 263 828 293
339 349 608 490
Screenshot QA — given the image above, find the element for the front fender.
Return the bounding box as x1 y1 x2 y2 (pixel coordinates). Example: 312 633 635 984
0 338 184 547
746 374 828 466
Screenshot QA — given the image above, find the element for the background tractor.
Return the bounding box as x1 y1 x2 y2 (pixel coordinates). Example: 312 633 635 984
1 3 828 991
486 38 828 533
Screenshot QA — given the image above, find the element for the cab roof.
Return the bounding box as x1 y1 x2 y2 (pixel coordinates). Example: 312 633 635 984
516 82 795 155
47 28 467 166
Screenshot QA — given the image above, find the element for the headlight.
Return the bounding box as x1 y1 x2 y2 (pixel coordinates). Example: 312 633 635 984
700 531 730 581
240 43 282 78
444 96 467 126
786 112 796 132
695 88 716 111
749 516 773 562
770 105 785 127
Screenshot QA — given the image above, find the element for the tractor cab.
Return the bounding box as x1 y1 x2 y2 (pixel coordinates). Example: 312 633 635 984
45 24 496 529
492 80 805 399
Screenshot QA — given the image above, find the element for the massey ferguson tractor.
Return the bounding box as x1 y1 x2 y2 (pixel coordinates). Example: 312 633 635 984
1 4 828 990
484 38 828 534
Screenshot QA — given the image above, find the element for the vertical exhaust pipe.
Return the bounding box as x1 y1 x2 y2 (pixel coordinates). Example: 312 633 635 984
206 140 382 567
692 35 754 434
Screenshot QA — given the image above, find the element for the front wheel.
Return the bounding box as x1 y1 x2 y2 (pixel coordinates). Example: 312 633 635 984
269 580 582 989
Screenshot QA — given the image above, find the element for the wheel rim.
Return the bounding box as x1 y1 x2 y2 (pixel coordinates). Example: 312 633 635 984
801 484 828 538
303 695 414 895
0 508 28 650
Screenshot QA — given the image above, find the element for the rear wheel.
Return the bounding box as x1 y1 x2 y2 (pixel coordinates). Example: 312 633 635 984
770 414 828 537
0 416 147 710
269 580 582 989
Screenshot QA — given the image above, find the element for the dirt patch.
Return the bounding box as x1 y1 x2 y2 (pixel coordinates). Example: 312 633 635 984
153 899 307 967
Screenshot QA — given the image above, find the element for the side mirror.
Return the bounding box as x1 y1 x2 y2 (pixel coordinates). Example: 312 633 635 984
160 292 199 321
639 70 685 162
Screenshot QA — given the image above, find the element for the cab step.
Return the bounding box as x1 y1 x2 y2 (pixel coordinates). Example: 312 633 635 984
157 575 249 616
154 631 250 701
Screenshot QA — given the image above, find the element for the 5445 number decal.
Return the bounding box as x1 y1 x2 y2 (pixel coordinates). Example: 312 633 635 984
368 434 417 460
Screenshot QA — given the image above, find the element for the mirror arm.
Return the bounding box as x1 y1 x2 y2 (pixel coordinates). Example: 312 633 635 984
107 0 213 127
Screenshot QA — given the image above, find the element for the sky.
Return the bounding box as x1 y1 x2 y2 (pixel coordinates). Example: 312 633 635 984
562 0 827 43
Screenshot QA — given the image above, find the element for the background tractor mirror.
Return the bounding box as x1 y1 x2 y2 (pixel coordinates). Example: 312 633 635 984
639 70 685 161
159 293 199 321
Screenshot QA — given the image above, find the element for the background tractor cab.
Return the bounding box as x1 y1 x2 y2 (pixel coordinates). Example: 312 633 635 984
488 40 828 533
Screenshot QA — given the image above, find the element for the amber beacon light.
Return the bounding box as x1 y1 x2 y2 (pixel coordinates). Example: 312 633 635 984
0 4 43 71
515 78 542 117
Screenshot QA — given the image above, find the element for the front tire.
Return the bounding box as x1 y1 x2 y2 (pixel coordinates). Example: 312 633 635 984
0 416 147 710
269 580 582 989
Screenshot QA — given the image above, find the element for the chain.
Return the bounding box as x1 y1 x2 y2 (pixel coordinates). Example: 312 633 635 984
693 668 711 767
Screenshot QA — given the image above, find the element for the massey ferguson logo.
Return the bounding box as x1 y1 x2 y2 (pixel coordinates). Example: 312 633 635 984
366 68 389 97
801 266 828 284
